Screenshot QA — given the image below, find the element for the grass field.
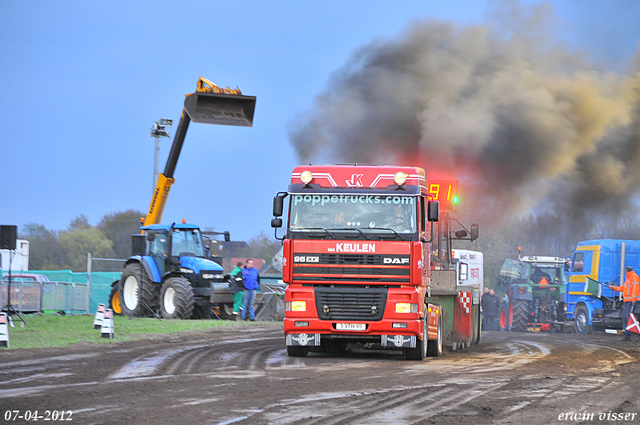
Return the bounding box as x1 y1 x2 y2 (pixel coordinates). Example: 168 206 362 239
0 314 246 350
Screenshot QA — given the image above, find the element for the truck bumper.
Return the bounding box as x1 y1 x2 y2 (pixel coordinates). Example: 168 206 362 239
284 317 421 348
285 332 417 348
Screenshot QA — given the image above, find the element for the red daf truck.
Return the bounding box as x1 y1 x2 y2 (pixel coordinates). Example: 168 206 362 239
271 164 480 360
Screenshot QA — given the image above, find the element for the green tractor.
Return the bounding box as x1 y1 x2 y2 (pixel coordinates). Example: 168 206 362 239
497 254 566 332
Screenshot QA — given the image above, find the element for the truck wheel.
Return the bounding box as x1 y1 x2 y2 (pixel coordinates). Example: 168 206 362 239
427 317 443 357
511 299 530 332
119 263 159 317
405 317 428 360
287 346 309 357
109 284 122 315
574 305 592 334
160 277 195 319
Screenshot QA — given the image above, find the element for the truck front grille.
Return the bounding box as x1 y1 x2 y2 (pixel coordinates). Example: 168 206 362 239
315 286 387 321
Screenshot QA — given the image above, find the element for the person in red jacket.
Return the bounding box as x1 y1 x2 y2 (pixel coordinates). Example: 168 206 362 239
609 266 640 341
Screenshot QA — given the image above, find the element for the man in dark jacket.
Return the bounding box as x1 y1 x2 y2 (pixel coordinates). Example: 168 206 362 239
481 289 500 331
229 261 245 319
241 259 260 321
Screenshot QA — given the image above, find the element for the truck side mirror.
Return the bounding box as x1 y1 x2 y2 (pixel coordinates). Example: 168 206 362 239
271 218 283 228
470 223 479 241
146 230 156 242
427 200 439 222
273 192 288 217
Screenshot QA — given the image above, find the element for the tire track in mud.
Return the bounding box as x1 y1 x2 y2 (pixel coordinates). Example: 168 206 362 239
215 340 552 425
242 381 509 425
217 337 636 425
243 373 619 425
108 328 288 380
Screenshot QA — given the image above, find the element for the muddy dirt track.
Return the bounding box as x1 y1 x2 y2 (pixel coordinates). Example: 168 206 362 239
1 324 640 425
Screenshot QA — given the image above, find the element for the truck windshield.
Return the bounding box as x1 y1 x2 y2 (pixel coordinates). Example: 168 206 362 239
172 228 205 257
288 194 418 236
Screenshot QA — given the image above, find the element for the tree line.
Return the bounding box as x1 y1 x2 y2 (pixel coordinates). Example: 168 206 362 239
20 210 281 272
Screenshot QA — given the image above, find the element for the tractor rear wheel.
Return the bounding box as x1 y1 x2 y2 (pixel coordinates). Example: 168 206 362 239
109 284 122 315
119 263 159 317
511 299 530 332
159 277 195 319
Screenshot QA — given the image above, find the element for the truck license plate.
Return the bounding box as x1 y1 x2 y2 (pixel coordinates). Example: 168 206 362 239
336 323 366 331
527 326 541 332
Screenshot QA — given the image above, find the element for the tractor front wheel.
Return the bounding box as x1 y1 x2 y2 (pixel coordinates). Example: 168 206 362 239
159 277 195 319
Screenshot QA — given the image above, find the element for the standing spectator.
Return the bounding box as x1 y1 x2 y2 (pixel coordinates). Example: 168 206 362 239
480 287 490 330
242 259 261 321
481 289 500 331
609 266 640 341
229 261 245 319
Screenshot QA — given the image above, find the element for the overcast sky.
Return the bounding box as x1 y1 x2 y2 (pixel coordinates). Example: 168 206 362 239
1 0 639 243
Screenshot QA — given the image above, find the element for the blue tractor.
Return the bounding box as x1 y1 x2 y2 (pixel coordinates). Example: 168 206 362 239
119 222 232 319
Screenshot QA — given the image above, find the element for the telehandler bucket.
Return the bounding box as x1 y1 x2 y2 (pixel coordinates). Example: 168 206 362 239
184 90 256 127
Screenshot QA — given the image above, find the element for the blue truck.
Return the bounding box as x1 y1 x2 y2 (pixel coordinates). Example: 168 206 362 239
565 239 640 333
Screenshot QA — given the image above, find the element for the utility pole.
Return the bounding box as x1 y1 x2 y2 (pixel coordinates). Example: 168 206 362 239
149 118 173 194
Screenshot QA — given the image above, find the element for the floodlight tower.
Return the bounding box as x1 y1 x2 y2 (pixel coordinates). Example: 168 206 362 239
149 118 173 194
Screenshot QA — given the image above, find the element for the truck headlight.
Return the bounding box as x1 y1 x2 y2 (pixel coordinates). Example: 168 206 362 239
286 301 307 312
395 303 418 313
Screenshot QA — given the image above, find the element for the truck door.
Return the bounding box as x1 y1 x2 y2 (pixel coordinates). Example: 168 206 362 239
566 248 597 318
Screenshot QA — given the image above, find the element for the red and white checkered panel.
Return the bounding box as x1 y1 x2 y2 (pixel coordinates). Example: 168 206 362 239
458 291 471 314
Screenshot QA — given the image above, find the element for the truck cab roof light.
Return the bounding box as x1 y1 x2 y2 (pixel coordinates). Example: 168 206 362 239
300 170 313 185
394 172 408 186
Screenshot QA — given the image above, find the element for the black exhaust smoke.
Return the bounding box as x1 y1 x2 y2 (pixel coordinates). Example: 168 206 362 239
289 5 640 226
